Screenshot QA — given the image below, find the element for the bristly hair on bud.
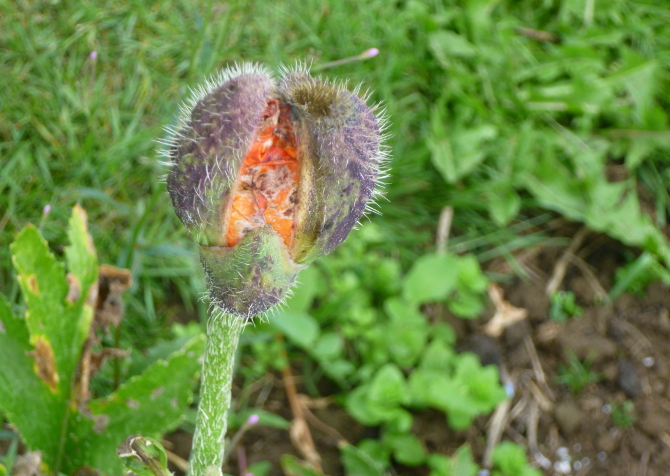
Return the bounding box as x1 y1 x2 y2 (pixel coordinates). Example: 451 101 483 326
162 61 389 321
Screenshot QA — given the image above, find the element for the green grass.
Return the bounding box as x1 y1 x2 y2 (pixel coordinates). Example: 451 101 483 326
2 0 669 368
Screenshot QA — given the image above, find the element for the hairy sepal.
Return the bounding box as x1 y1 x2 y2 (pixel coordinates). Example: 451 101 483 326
199 226 305 319
279 71 382 264
167 70 274 246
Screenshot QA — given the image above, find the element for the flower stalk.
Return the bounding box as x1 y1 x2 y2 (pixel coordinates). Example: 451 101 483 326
189 312 244 476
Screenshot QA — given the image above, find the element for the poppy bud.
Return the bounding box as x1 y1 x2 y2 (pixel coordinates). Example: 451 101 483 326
165 64 386 318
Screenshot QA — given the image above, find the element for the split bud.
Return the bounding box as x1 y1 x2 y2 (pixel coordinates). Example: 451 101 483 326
165 64 386 318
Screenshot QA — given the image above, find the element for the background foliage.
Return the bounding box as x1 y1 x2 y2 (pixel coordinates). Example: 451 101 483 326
1 0 669 474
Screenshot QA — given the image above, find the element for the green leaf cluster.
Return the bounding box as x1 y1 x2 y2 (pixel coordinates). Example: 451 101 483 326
413 0 670 271
241 224 502 472
0 207 205 475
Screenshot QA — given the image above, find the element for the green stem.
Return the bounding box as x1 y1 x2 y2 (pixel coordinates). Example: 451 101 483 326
189 310 245 476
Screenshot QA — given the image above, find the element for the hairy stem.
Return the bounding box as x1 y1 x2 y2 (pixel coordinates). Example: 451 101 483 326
189 311 244 476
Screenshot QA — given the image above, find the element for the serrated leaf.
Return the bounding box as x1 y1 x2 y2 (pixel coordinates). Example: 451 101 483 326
2 201 219 476
7 217 98 469
65 334 206 475
0 294 58 458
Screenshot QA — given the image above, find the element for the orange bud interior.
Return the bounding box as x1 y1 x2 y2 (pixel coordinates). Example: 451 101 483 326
226 99 298 248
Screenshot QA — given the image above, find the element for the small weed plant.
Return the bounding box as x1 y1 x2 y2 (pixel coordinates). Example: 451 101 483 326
549 291 583 323
556 351 603 395
611 400 636 429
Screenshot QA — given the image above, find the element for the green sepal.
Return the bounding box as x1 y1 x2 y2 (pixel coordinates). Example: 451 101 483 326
200 225 304 318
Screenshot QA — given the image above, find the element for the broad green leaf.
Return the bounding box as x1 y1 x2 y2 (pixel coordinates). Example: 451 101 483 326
402 253 459 304
419 340 456 372
368 364 409 408
384 299 428 367
407 369 459 411
341 443 389 476
427 446 479 476
286 265 321 312
271 310 319 349
65 334 205 475
451 445 480 476
347 364 410 426
487 182 521 227
386 432 427 466
231 408 290 431
312 332 343 361
1 206 207 475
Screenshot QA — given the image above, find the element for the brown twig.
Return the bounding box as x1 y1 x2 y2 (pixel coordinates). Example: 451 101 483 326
659 432 670 451
164 448 189 473
526 399 541 455
524 335 555 402
527 380 553 412
436 206 453 255
278 336 323 472
566 253 609 301
546 226 590 296
483 398 512 468
297 395 349 446
515 27 560 43
639 451 650 476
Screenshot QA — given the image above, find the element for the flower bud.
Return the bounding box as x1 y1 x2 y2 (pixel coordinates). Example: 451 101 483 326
165 64 386 318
